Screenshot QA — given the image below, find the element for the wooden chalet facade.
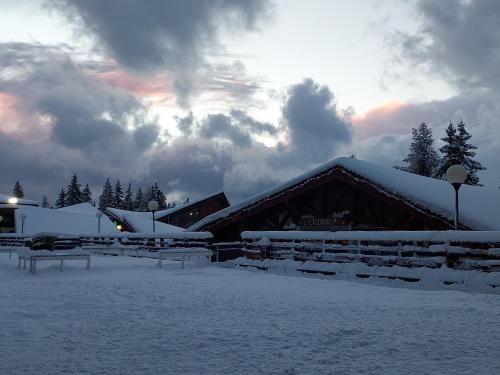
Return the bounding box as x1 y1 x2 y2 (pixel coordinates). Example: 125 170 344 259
156 192 229 228
190 157 499 241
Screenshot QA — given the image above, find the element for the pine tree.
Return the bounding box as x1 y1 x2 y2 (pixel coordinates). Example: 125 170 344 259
400 123 439 177
112 180 124 208
434 120 485 185
152 182 167 210
456 119 485 185
82 184 92 203
123 183 134 211
13 180 24 198
55 188 66 208
41 195 50 208
134 188 144 211
66 174 83 206
98 178 113 211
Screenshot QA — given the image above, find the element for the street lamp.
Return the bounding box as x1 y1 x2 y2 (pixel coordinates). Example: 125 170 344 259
19 213 27 234
148 200 159 233
96 211 103 233
446 164 467 230
8 197 18 204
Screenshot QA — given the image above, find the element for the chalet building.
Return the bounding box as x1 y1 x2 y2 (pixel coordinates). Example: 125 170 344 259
189 157 500 241
155 192 229 228
0 194 38 233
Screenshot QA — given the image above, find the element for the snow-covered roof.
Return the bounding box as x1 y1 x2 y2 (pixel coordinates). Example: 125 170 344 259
190 157 500 231
57 202 100 215
155 191 228 220
106 207 184 233
0 193 38 206
15 205 119 235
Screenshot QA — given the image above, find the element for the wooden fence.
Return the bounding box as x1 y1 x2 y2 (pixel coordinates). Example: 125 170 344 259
241 231 500 273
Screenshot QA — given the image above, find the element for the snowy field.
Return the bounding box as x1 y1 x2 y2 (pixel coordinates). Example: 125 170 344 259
1 253 499 375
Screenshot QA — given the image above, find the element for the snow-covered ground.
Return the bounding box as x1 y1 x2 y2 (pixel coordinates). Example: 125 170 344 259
1 253 499 375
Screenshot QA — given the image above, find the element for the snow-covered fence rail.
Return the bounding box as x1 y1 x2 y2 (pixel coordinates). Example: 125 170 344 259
0 231 214 254
0 234 30 248
241 231 500 273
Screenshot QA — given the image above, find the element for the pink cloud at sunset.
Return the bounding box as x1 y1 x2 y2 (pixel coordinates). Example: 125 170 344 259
352 100 410 139
89 63 175 106
0 92 52 142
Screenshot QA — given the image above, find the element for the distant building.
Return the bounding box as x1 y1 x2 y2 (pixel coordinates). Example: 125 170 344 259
155 192 229 228
0 194 38 233
105 192 229 233
189 157 500 241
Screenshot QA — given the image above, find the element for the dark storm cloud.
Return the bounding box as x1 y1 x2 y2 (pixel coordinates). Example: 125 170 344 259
148 139 234 198
49 0 272 105
199 114 252 147
394 0 500 91
230 109 276 135
282 78 352 163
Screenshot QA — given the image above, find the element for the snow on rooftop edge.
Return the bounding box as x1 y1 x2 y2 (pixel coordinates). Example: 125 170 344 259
106 207 184 233
190 157 500 231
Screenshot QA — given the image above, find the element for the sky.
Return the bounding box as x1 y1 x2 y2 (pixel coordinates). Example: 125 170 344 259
0 0 499 204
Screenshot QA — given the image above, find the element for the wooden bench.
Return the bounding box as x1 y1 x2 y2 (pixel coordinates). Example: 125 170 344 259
17 252 91 274
158 248 213 269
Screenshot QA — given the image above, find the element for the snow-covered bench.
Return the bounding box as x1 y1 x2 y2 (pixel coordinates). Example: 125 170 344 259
17 249 91 274
158 248 213 269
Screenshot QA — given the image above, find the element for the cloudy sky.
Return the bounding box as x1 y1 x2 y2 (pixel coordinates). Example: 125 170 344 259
1 0 499 204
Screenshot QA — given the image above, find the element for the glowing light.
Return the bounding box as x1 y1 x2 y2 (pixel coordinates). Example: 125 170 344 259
116 224 123 230
8 197 18 204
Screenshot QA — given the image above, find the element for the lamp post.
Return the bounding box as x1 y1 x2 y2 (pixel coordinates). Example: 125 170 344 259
446 164 468 230
148 200 159 233
19 213 27 234
96 211 103 233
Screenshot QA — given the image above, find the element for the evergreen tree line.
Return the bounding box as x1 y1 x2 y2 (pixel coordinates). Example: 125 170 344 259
398 119 485 185
11 176 182 211
97 179 176 212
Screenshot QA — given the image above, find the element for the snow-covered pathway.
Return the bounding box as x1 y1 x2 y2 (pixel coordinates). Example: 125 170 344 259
0 254 499 375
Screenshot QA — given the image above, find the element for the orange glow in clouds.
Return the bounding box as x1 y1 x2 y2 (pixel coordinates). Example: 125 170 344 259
352 100 407 139
92 65 175 106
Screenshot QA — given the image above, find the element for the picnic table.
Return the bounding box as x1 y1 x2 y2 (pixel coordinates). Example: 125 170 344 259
17 249 91 274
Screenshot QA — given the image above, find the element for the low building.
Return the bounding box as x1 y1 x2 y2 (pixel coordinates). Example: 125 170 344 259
0 194 38 233
106 207 184 233
14 203 118 235
189 157 500 241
